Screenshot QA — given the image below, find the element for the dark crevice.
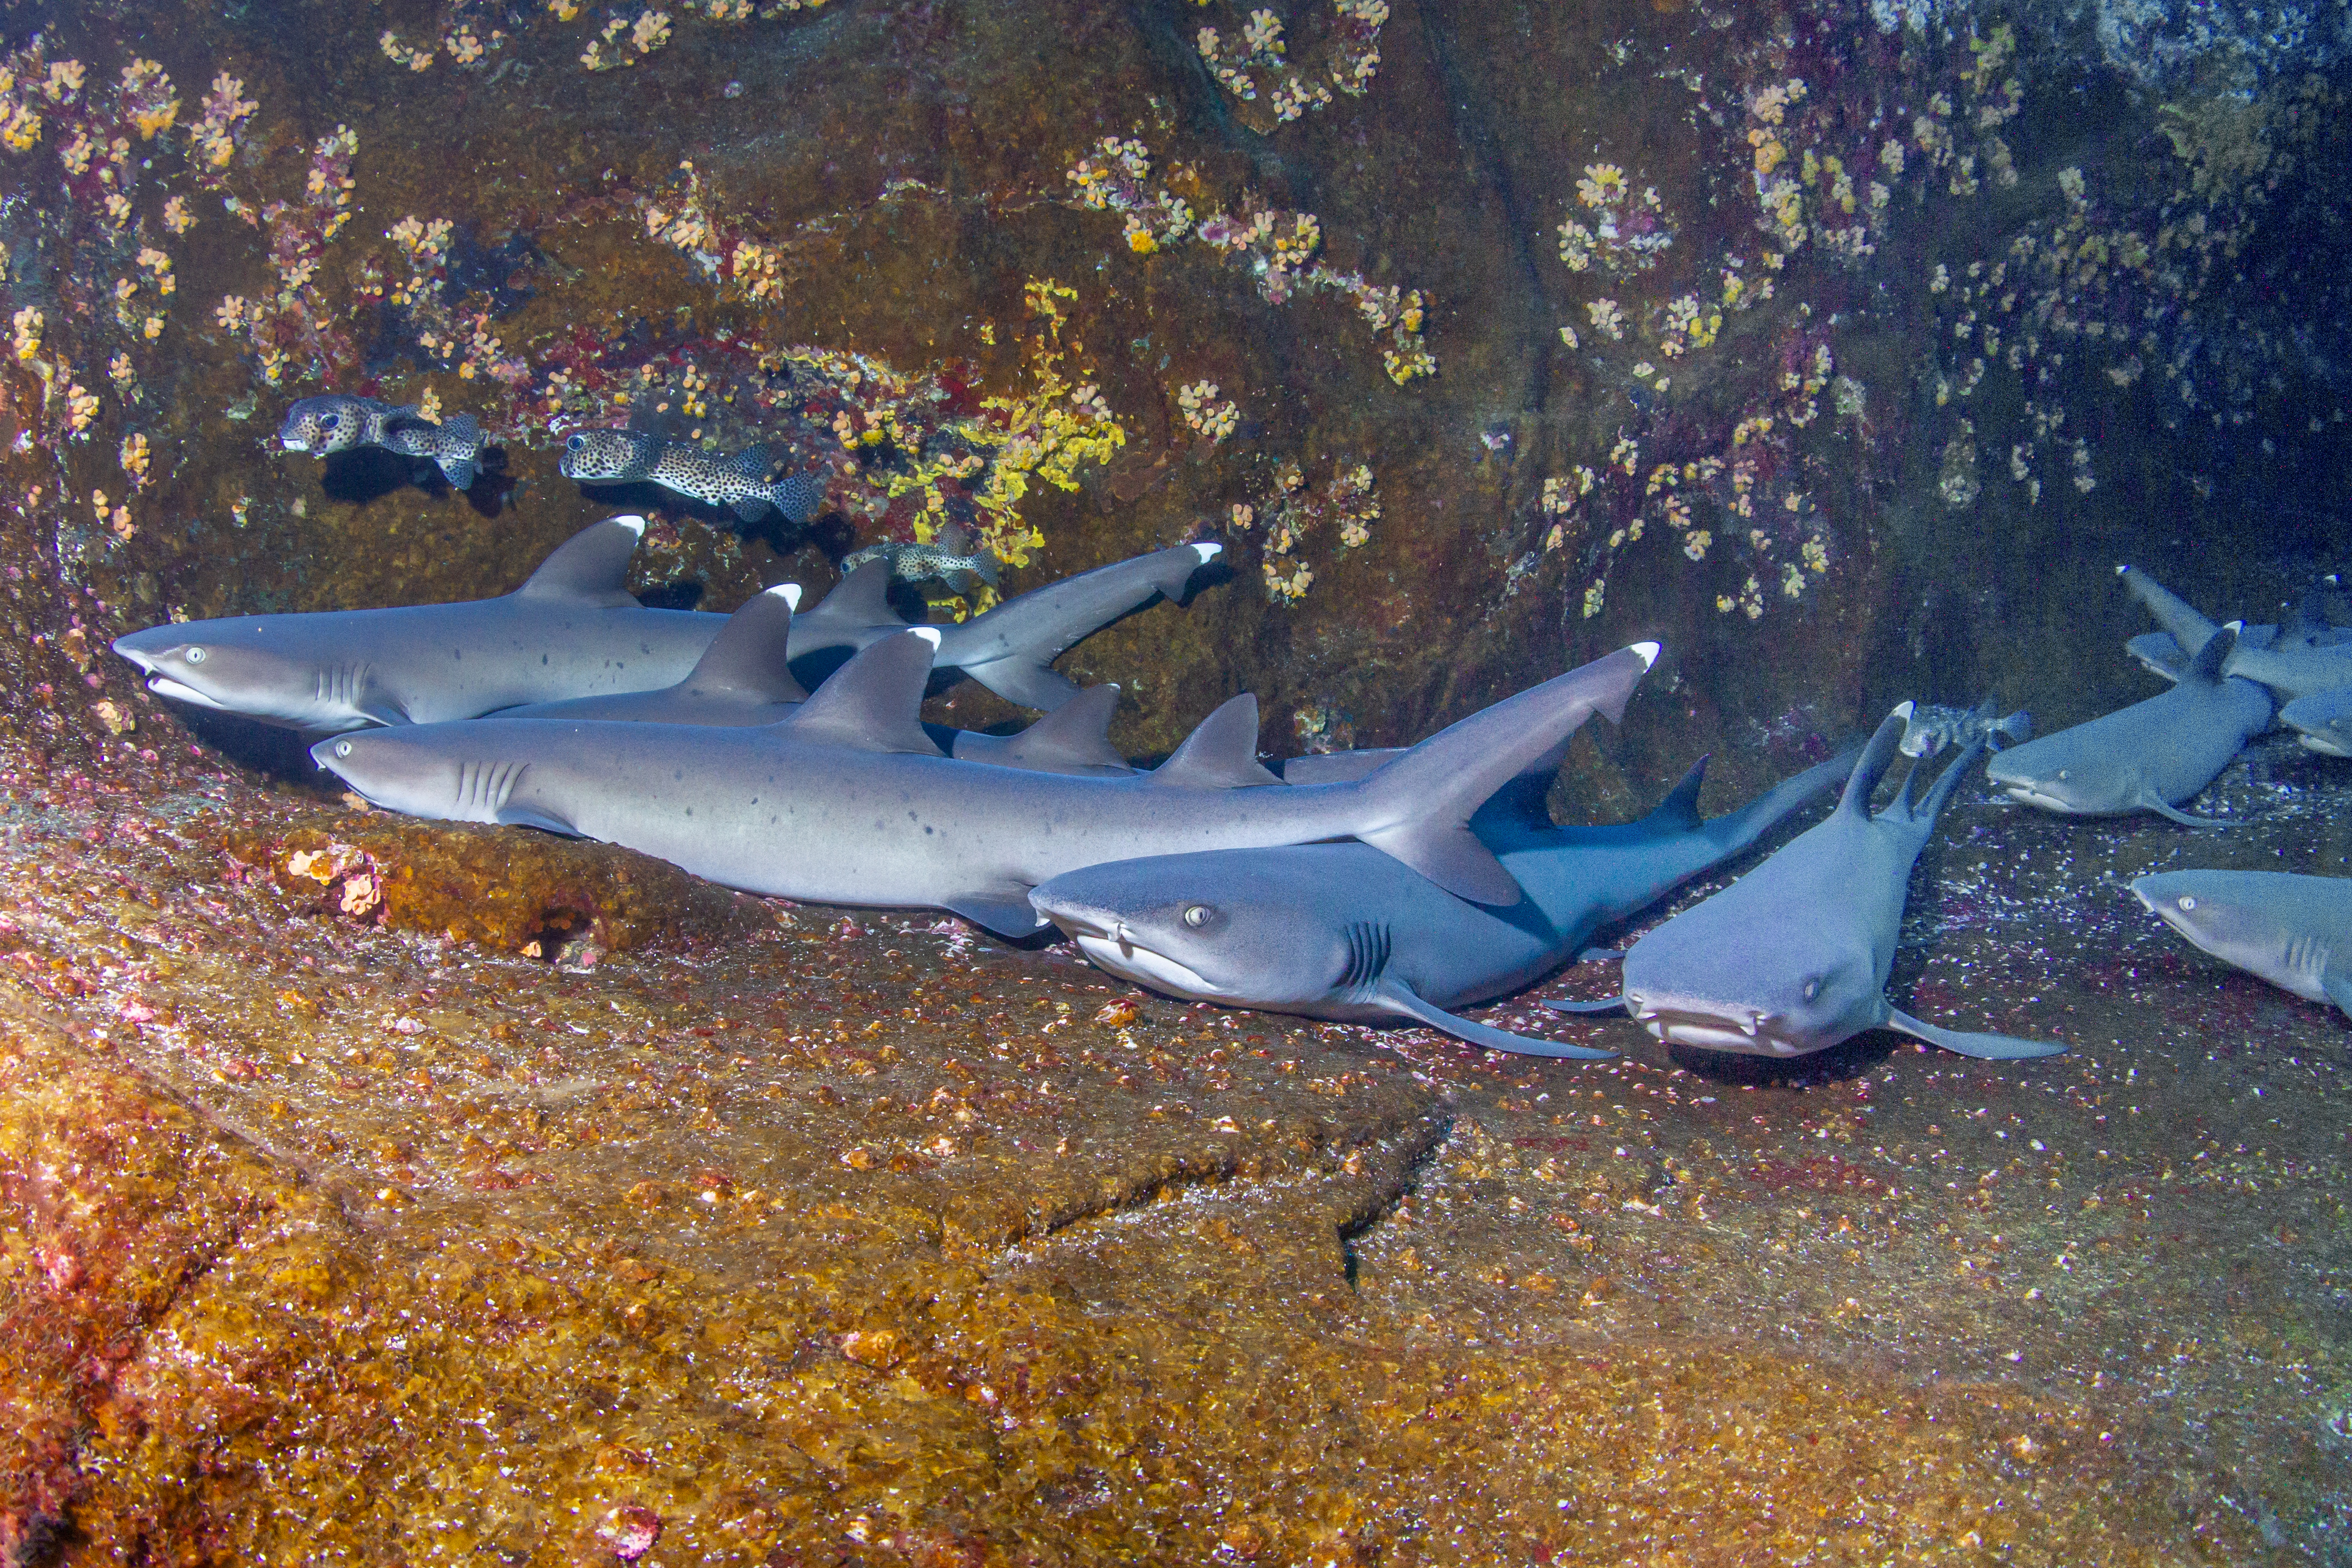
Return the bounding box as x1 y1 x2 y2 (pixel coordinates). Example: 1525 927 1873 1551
1336 1111 1455 1287
1414 11 1552 414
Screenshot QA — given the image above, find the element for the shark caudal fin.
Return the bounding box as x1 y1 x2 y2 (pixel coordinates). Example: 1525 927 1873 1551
2118 564 2222 650
782 630 944 755
1150 694 1284 788
953 543 1228 713
1837 705 1913 819
1378 980 1617 1059
989 684 1129 772
683 584 808 702
1349 643 1659 905
511 516 647 607
1895 739 1987 827
1884 1005 2065 1060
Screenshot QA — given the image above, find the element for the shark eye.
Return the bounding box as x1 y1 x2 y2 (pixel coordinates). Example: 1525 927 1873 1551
566 433 585 451
1181 904 1214 929
334 741 352 757
2056 768 2070 780
183 646 206 664
2177 895 2196 911
1802 977 1822 1002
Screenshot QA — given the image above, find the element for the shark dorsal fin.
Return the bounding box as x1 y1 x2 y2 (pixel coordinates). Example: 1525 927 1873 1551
1644 756 1709 832
809 558 908 629
1151 694 1283 788
783 630 943 754
684 585 808 701
1839 705 1911 818
999 684 1127 771
512 516 647 607
2188 621 2241 684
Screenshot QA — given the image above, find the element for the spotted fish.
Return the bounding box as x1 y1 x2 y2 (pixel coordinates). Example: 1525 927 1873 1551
1898 697 2030 758
278 394 486 489
841 535 1002 595
559 429 823 524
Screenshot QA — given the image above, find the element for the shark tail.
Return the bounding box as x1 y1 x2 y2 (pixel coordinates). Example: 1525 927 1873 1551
1884 1005 2065 1060
1897 739 1987 827
954 543 1224 712
1347 643 1658 905
2117 563 2222 650
1836 705 1913 819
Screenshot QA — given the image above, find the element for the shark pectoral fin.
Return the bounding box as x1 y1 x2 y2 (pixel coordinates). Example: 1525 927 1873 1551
2139 790 2241 827
1151 694 1283 788
1884 1006 2065 1060
353 695 411 727
942 893 1050 938
495 804 582 837
2320 973 2352 1023
513 516 648 608
956 655 1085 713
1379 982 1617 1060
1357 821 1523 906
1541 995 1628 1015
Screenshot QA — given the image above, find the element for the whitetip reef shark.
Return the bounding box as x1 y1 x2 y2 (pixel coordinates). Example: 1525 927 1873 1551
1547 705 2065 1063
1983 622 2272 825
310 639 1662 936
111 517 1223 731
2132 869 2352 1019
1024 747 1853 1056
2120 563 2352 700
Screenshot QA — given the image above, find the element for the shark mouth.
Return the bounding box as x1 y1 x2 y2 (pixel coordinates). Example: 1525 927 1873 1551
1625 993 1813 1057
144 676 231 711
1041 907 1234 1000
1996 783 2080 813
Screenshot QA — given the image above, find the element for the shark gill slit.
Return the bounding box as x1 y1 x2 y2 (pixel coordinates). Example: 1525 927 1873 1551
1340 920 1392 999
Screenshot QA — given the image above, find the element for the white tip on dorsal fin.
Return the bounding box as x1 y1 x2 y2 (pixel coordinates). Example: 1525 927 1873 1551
806 558 908 630
511 516 648 607
1000 684 1127 771
778 583 803 611
1151 694 1283 788
682 585 807 702
1893 699 1916 719
1632 640 1661 668
1192 542 1223 562
2116 563 2132 576
911 626 942 646
783 631 943 755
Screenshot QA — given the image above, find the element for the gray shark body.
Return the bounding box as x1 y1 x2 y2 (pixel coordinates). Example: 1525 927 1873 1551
2120 564 2352 700
112 521 1225 732
310 641 1661 936
1984 624 2272 825
1025 749 1850 1056
491 591 1135 777
1547 707 2064 1063
2133 869 2352 1018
